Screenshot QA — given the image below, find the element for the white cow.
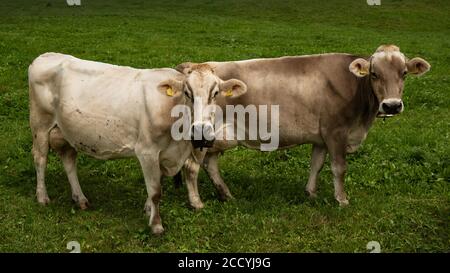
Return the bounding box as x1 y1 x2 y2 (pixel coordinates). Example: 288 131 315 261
28 53 246 234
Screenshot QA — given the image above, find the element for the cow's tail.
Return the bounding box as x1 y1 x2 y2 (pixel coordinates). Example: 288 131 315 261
173 171 183 188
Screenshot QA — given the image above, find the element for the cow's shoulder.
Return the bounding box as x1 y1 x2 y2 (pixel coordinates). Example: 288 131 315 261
135 68 182 83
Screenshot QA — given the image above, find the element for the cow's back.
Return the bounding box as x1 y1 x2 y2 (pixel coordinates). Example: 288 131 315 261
29 53 182 159
207 54 362 147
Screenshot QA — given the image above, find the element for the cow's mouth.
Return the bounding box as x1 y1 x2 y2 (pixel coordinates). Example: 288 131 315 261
191 139 215 149
376 112 395 118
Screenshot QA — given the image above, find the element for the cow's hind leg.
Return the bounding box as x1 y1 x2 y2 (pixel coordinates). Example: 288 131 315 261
49 127 89 209
32 128 51 205
305 144 327 198
203 152 233 201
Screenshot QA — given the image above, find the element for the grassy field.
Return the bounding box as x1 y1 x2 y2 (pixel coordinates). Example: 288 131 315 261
0 0 449 252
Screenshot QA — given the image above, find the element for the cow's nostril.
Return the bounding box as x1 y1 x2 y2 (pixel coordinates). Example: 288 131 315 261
191 125 203 141
382 102 402 114
191 123 215 143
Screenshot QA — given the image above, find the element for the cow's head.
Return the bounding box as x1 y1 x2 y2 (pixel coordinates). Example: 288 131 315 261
159 63 247 148
349 45 430 117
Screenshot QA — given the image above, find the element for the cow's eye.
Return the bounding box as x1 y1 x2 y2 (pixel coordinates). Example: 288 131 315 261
212 90 219 98
184 90 191 99
402 71 408 79
371 72 379 79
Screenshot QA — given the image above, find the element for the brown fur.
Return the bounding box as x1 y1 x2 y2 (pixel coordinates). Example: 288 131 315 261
177 46 430 208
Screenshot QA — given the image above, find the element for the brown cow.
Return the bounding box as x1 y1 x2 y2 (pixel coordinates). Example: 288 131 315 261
176 45 430 209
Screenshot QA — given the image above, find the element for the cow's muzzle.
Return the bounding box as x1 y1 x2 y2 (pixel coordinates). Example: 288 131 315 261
377 99 403 118
190 123 215 149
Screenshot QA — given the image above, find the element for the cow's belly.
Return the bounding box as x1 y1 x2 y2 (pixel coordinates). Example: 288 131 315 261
159 140 192 176
55 103 138 159
209 113 321 152
277 127 323 147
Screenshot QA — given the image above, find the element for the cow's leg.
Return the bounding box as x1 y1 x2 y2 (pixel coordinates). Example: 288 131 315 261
49 128 89 209
305 144 327 198
60 149 89 209
183 157 204 210
30 104 54 205
183 149 206 209
32 129 50 205
137 154 164 235
203 152 233 201
325 135 349 206
173 171 183 189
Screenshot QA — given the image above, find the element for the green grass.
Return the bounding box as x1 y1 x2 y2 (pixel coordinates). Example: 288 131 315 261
0 0 449 252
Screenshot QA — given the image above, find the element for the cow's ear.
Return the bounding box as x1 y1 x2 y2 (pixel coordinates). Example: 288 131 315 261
349 58 370 77
407 57 430 76
175 62 195 74
157 79 184 97
219 79 247 98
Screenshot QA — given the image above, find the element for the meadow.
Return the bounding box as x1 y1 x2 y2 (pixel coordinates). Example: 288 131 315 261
0 0 448 252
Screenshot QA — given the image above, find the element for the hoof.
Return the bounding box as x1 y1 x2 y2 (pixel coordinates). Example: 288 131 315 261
151 224 165 235
338 199 350 207
78 199 90 210
73 195 90 210
305 189 318 199
37 192 50 205
190 196 205 210
37 197 50 205
190 201 205 210
218 192 234 202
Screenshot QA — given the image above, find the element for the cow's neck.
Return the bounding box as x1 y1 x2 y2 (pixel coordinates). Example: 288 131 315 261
354 75 379 129
343 74 379 153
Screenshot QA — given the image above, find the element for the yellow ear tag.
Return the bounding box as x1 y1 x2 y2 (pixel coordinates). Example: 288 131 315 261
359 71 368 76
225 89 233 97
166 87 174 96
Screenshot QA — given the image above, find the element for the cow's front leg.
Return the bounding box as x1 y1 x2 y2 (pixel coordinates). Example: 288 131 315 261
305 144 327 198
330 155 348 206
203 152 233 201
137 153 164 235
326 134 349 206
183 156 204 210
